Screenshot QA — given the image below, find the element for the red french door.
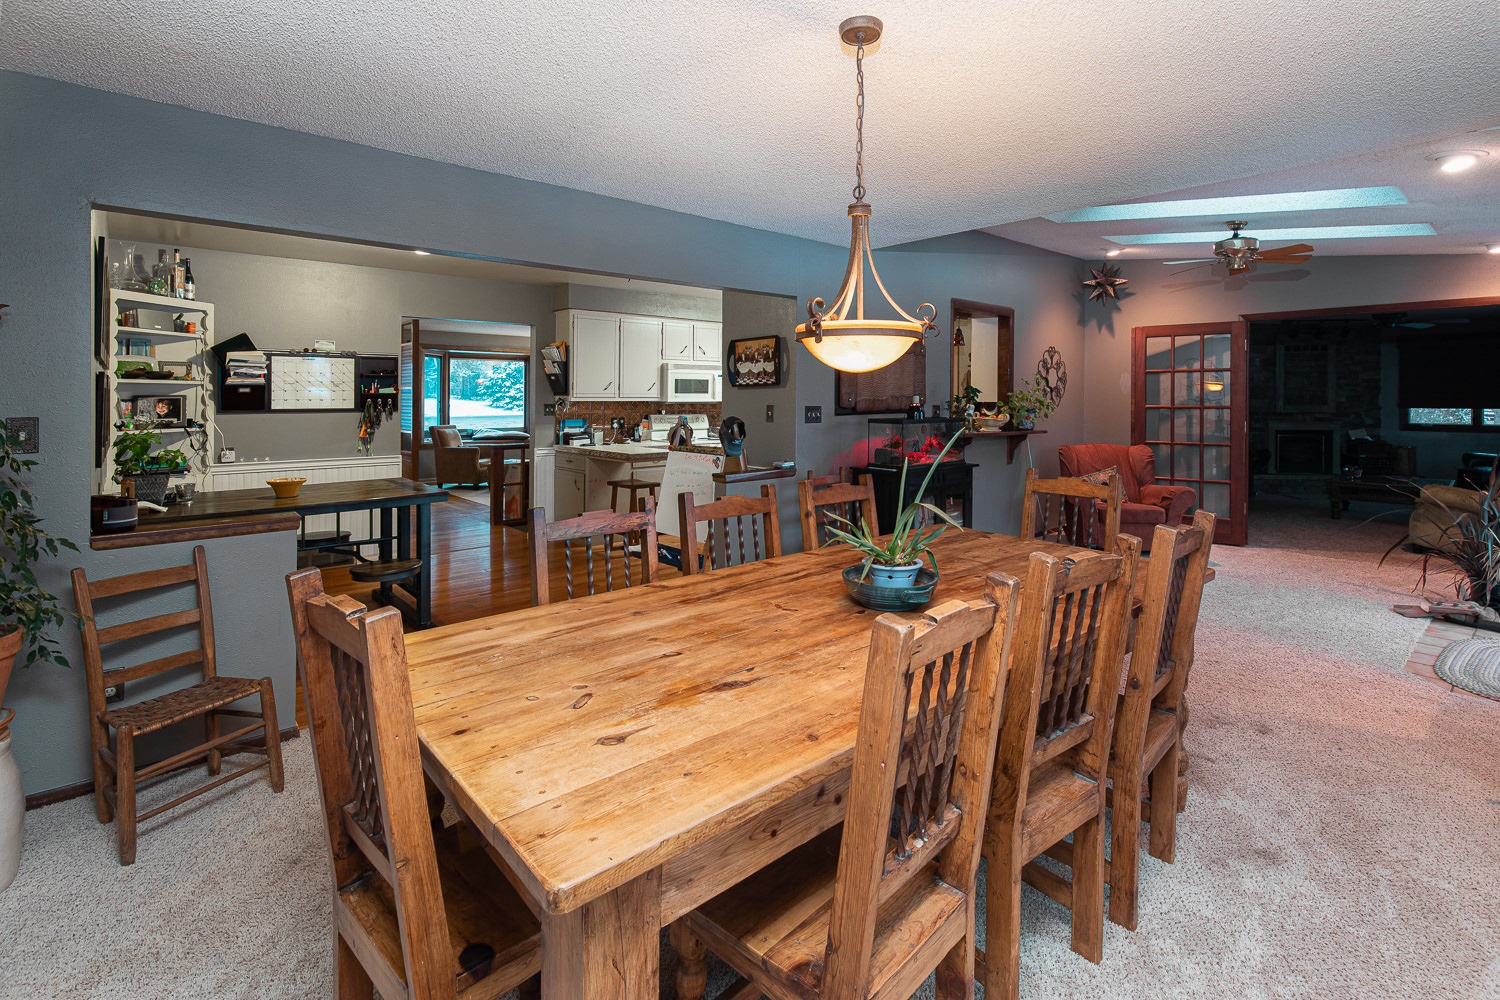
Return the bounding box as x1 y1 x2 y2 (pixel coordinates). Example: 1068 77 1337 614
1131 323 1249 545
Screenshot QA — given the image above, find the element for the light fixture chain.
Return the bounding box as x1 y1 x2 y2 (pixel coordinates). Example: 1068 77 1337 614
853 42 866 202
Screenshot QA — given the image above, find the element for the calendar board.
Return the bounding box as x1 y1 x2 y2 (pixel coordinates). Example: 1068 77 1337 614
270 354 356 410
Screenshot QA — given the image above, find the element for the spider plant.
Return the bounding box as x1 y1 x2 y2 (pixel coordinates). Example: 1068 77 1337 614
1418 474 1499 608
822 427 965 580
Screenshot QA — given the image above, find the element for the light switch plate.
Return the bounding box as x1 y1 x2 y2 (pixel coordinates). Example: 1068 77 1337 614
3 416 38 453
543 403 557 416
765 405 774 422
804 406 822 424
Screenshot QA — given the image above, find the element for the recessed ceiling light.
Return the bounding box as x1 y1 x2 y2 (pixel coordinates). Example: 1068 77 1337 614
1047 186 1408 223
413 249 431 255
1104 248 1122 257
1431 151 1486 173
1108 223 1437 245
1487 244 1500 254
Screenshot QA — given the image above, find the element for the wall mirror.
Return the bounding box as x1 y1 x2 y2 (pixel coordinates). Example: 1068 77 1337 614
950 299 1014 411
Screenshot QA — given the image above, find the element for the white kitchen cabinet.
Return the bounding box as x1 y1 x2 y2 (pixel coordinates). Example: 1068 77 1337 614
618 317 664 398
661 320 721 364
554 450 587 519
567 312 621 398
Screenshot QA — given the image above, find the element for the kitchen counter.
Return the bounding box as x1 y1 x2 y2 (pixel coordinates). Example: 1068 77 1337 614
554 442 725 461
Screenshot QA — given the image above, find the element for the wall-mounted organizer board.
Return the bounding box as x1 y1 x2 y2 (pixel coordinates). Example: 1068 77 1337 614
218 351 396 412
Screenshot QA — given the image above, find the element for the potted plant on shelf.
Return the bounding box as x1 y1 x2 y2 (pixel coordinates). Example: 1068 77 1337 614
950 383 983 429
112 427 188 506
823 427 965 594
1002 373 1059 430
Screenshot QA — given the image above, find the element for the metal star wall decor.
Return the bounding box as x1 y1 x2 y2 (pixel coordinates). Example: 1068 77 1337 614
1083 264 1128 302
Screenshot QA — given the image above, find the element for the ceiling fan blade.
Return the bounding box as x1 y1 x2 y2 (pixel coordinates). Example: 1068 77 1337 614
1257 243 1315 261
1255 255 1313 266
1162 257 1218 265
1170 262 1215 275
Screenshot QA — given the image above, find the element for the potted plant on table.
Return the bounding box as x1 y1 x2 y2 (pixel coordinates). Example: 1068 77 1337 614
2 421 78 892
823 427 965 592
1002 373 1059 430
112 427 188 506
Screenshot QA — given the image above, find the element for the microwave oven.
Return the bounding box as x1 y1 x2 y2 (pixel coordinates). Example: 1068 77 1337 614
662 364 722 403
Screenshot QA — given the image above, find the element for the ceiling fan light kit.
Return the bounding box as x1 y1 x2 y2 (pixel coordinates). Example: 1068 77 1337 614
795 15 937 374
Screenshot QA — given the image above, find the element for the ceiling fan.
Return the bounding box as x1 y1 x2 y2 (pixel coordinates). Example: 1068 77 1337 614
1163 221 1315 274
1371 311 1471 330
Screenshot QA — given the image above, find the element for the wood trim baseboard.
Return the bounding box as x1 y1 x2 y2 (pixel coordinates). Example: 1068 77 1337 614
23 725 301 811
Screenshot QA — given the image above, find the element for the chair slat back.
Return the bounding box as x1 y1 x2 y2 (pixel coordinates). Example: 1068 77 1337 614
798 475 878 549
286 568 457 999
1020 468 1122 551
679 484 782 574
821 579 1016 999
1146 510 1215 710
529 500 660 605
71 546 217 720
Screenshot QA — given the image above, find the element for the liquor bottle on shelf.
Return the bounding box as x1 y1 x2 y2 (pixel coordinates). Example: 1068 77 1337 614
172 249 185 298
183 258 195 300
149 249 169 296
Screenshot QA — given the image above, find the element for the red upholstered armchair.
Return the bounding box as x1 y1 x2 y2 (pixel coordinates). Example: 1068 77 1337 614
1058 443 1197 552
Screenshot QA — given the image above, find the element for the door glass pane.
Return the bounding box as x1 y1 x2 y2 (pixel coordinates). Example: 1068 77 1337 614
1146 408 1170 441
1203 334 1231 369
1173 446 1201 478
1146 339 1173 370
1173 409 1200 441
447 357 528 431
1173 337 1202 369
1202 482 1230 517
1149 442 1168 469
1145 372 1170 405
1203 408 1231 442
1203 445 1230 479
1174 373 1201 405
1203 369 1231 404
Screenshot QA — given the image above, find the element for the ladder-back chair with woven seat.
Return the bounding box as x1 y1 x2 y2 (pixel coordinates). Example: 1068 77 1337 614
285 569 542 1000
528 500 660 606
671 575 1019 1000
1106 509 1215 931
977 537 1139 1000
70 544 284 866
1019 467 1123 551
797 473 877 550
678 483 782 575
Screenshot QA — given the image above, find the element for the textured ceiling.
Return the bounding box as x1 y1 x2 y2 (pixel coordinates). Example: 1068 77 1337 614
5 0 1500 256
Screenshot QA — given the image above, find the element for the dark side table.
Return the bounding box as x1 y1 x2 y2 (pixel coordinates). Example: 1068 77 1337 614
1325 475 1423 518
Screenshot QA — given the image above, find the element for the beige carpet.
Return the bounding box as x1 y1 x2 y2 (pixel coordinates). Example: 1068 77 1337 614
1 500 1496 999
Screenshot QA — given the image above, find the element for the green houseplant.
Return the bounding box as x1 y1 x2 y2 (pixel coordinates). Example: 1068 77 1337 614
1413 474 1499 616
1002 373 1059 430
1 422 78 708
112 428 188 506
823 427 966 587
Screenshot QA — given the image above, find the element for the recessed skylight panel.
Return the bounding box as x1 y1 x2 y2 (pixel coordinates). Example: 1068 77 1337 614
1109 223 1437 245
1048 187 1408 223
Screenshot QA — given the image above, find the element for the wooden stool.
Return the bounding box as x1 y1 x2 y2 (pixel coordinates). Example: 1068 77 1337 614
348 558 421 586
609 477 660 549
296 528 356 569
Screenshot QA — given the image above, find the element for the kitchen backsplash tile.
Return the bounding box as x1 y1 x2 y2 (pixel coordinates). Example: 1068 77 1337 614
552 401 722 442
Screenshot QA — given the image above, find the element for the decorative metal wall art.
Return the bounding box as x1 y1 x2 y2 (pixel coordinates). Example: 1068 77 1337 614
1083 264 1128 302
1037 347 1068 405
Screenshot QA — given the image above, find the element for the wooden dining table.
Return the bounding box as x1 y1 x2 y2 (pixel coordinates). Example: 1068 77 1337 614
405 530 1146 999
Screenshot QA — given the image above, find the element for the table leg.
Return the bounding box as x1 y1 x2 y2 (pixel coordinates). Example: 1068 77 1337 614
542 869 661 1000
416 502 433 627
379 508 393 561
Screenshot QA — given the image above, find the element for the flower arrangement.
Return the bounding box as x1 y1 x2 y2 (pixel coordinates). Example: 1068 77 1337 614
1002 373 1059 429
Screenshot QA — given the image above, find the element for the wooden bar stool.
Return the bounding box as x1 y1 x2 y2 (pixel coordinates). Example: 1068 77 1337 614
608 476 659 549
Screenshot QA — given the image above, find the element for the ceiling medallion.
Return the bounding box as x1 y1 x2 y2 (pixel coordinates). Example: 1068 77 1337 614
1083 263 1128 302
795 16 937 374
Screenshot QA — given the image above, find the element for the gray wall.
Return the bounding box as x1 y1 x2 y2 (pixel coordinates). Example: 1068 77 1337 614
1080 254 1500 447
1 69 1083 794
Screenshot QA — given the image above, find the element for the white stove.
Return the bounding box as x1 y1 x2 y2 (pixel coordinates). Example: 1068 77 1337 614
647 413 721 450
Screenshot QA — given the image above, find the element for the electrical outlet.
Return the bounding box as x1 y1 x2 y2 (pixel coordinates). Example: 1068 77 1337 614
765 405 775 422
543 402 556 416
3 416 39 453
104 680 125 703
804 406 822 424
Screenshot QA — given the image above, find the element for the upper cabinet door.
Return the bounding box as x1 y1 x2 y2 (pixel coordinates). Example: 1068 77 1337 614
619 317 664 398
661 320 694 361
692 322 721 364
571 313 621 398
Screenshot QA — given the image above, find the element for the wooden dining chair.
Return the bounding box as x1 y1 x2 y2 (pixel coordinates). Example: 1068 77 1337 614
977 536 1140 1000
797 473 877 549
70 544 284 865
678 483 782 575
285 569 541 1000
528 500 659 605
671 575 1019 1000
1019 467 1123 551
1106 509 1215 930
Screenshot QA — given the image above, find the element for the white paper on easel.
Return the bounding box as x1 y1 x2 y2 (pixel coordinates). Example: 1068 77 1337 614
655 450 724 542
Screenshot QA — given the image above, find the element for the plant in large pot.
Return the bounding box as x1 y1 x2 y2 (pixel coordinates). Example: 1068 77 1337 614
1410 473 1500 621
112 427 188 506
1001 373 1059 431
823 428 965 591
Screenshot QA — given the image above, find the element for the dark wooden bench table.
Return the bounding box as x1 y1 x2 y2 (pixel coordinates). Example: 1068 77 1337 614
1325 475 1424 518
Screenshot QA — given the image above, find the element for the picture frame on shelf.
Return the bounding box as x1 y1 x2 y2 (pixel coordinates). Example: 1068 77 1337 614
125 337 153 357
726 335 784 388
133 396 185 426
158 361 195 381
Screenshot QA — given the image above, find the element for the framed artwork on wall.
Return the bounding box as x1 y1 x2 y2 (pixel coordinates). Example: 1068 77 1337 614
726 336 784 387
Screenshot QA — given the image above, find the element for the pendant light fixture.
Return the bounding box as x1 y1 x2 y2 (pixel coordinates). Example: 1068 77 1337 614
795 16 937 374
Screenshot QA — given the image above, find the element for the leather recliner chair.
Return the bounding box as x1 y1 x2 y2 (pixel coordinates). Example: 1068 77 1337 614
1058 443 1198 552
430 424 490 488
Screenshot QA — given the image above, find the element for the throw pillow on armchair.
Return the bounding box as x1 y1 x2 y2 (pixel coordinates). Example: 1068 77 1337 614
1058 443 1197 552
